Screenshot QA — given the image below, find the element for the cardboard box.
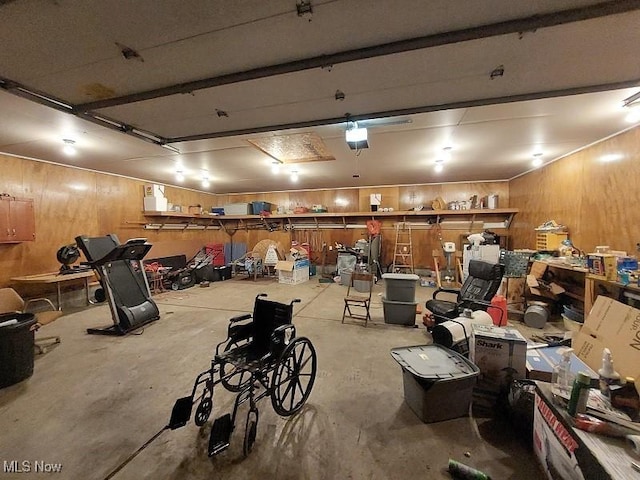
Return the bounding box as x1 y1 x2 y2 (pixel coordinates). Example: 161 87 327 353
572 296 640 393
275 260 309 285
144 184 165 197
143 196 168 212
470 324 527 396
533 384 622 480
526 346 598 384
526 274 565 299
587 254 618 281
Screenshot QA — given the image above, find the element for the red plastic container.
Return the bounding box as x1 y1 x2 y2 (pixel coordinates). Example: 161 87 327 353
205 243 225 266
489 294 507 326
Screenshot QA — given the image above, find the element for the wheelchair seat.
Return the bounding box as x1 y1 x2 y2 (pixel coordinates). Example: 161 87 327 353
215 296 297 371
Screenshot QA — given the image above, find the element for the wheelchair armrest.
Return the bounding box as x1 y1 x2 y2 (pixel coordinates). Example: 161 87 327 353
270 324 296 356
290 298 301 305
229 313 252 324
432 288 460 300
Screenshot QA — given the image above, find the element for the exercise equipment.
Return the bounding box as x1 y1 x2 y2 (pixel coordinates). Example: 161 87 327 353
168 294 317 457
75 234 159 336
56 243 91 274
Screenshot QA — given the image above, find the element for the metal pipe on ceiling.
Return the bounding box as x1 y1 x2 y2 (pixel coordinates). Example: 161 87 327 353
76 0 640 112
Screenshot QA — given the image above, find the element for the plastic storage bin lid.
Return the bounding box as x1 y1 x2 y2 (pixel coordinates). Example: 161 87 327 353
382 273 420 281
390 344 479 379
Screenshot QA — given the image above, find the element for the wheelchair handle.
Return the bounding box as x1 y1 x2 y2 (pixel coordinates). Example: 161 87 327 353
291 298 301 305
229 313 252 324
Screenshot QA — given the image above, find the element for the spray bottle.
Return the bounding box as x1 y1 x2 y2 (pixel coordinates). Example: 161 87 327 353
598 348 620 399
552 348 573 400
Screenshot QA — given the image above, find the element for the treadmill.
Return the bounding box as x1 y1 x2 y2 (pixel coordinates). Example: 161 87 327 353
76 234 160 335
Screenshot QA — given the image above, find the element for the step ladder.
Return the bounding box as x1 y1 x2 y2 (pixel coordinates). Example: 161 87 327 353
392 222 414 273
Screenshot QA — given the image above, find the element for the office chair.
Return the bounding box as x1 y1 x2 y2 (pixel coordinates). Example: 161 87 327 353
425 260 504 325
0 288 63 353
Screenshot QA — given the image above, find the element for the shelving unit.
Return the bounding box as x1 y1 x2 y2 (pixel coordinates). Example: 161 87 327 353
137 208 519 233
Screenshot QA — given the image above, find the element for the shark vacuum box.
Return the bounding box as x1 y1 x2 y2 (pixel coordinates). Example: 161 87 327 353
470 324 527 408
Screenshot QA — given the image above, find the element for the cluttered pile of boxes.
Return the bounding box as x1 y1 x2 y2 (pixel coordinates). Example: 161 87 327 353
391 295 640 479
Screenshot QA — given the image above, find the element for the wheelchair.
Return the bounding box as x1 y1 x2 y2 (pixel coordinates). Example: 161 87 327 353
168 294 318 457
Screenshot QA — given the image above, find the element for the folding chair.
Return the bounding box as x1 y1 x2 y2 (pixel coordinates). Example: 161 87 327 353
341 272 374 327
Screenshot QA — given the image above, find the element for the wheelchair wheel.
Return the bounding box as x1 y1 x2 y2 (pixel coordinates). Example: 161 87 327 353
220 341 252 392
270 337 317 417
194 396 212 427
243 409 259 457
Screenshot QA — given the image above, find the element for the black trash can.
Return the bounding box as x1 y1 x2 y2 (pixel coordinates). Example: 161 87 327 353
0 312 37 389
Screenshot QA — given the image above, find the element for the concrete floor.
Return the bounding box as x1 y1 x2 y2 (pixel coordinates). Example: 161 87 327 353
0 277 543 479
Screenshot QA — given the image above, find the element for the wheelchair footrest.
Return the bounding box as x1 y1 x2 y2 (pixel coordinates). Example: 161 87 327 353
168 396 193 430
208 414 233 456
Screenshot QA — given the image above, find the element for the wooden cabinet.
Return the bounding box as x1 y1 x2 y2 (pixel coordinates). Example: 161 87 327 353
0 197 36 242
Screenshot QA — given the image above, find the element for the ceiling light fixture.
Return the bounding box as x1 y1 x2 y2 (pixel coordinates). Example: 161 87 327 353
271 162 281 174
290 171 299 182
625 106 640 124
532 152 543 167
201 170 210 188
434 158 444 172
176 170 185 182
62 139 76 156
345 123 368 150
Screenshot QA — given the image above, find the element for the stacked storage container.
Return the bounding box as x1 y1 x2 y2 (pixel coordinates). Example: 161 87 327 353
381 273 420 325
250 201 275 215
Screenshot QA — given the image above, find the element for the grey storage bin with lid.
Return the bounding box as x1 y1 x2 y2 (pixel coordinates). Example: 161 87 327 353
390 344 480 423
382 273 420 302
382 298 418 325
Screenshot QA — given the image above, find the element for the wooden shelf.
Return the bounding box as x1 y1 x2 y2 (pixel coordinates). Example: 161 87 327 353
144 208 518 229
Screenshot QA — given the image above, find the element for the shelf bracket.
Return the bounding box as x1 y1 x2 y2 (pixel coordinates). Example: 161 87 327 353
505 213 515 228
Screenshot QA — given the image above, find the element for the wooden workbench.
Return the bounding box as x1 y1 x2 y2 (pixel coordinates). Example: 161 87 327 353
11 270 95 310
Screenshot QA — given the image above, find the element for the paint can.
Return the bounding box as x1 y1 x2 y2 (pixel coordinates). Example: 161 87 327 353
524 302 549 329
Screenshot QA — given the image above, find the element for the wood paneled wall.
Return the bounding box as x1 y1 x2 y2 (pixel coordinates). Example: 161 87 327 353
220 182 510 269
509 125 640 255
0 154 219 287
0 152 509 287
